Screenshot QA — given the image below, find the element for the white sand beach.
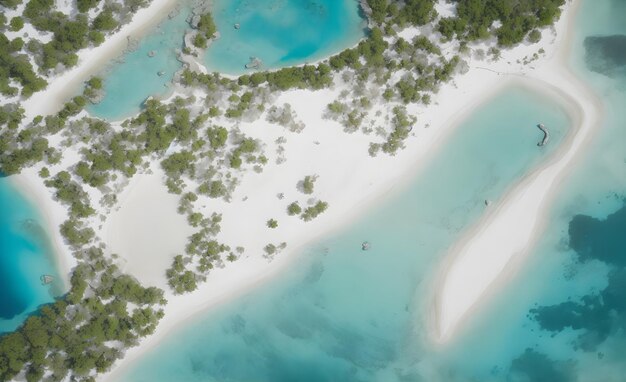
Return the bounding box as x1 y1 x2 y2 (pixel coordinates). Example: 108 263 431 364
434 0 605 343
106 168 195 288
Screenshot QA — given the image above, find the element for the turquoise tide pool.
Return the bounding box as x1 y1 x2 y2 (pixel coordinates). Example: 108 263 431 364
88 0 365 120
87 9 190 121
118 86 572 381
0 179 64 334
205 0 366 74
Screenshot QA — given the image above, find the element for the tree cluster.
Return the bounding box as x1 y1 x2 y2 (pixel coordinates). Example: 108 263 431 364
438 0 565 46
237 63 334 90
0 249 165 382
196 12 217 41
365 0 437 28
0 106 58 176
0 34 47 97
301 200 329 222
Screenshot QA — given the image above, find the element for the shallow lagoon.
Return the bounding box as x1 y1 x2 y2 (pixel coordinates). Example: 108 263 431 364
88 9 190 121
0 180 64 333
119 86 572 382
88 0 365 120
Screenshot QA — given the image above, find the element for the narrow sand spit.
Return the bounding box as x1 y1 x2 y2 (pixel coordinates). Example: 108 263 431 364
434 0 604 343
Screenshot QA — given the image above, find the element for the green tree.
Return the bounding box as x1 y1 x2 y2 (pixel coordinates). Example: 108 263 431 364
197 12 216 39
76 0 99 12
229 153 242 169
366 0 389 25
207 126 228 149
60 219 95 247
0 332 29 380
161 151 195 178
92 9 117 30
528 29 542 43
301 175 316 194
0 0 22 9
193 34 207 48
287 202 302 216
301 201 329 222
207 180 227 198
22 317 49 349
23 0 53 21
9 17 24 31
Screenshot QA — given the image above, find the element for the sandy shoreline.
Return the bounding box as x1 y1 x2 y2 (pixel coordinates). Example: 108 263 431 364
20 0 179 119
433 0 605 343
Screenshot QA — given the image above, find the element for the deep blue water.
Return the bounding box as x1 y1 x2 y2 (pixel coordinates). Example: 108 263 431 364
0 179 63 333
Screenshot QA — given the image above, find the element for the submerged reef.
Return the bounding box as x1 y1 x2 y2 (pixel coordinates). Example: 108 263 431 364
584 35 626 77
530 201 626 351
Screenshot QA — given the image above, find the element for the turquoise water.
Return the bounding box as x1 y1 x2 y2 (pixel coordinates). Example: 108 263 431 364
88 0 365 120
119 87 572 381
87 9 190 121
0 179 64 333
205 0 366 74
